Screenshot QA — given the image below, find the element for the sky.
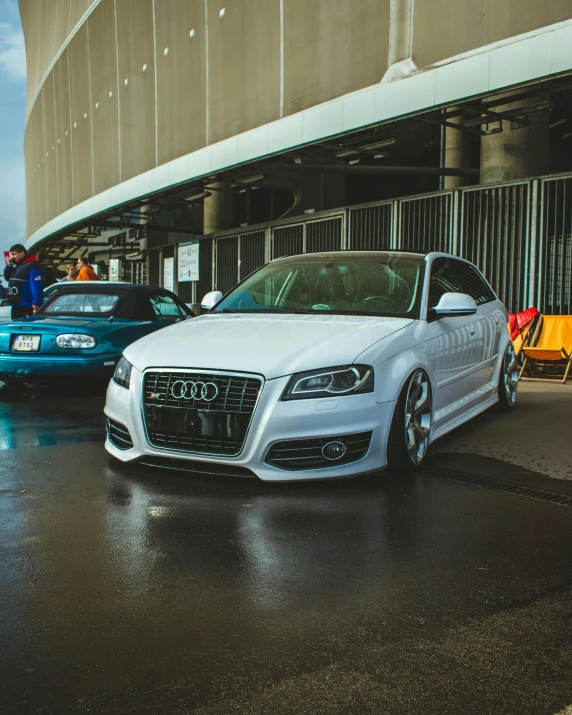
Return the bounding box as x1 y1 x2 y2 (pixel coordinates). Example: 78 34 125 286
0 0 26 262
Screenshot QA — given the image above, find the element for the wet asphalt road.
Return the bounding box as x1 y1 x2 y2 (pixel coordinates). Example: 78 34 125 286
1 387 572 714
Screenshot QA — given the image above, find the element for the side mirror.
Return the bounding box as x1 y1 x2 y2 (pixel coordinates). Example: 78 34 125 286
201 290 223 311
433 292 478 317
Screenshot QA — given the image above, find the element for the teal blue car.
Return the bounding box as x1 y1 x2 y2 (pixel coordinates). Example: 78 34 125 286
0 283 194 386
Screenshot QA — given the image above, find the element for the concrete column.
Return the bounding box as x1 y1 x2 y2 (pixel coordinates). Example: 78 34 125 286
444 114 471 190
480 95 550 184
203 182 234 235
382 0 417 83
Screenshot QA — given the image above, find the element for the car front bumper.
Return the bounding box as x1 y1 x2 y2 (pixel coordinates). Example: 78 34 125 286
0 352 119 381
104 367 397 482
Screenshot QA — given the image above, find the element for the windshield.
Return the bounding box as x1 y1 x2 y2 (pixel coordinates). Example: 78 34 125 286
44 293 120 314
213 255 424 318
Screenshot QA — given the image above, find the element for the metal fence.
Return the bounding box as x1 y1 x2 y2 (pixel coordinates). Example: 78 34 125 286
348 202 393 250
163 171 572 314
460 182 531 314
398 192 453 254
538 176 572 314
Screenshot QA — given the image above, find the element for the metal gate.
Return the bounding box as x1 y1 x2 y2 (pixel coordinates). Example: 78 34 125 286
273 223 304 258
129 260 148 284
398 192 453 253
348 202 393 250
538 176 572 315
305 216 344 253
271 213 344 258
195 237 213 304
460 182 530 313
215 230 267 292
215 236 239 294
203 171 572 314
238 230 266 281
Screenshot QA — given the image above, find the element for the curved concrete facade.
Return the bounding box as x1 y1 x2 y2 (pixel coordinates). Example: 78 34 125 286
20 0 572 244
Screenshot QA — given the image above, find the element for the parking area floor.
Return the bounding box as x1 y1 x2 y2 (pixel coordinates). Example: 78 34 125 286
433 381 572 481
1 382 572 714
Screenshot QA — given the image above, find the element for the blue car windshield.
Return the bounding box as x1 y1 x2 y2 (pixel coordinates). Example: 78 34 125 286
45 293 120 314
213 255 424 318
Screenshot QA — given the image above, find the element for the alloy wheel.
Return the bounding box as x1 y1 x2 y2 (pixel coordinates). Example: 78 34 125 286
503 344 518 406
404 370 432 465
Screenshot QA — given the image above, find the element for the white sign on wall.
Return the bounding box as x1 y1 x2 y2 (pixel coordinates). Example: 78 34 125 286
178 240 200 282
109 258 121 282
163 257 175 292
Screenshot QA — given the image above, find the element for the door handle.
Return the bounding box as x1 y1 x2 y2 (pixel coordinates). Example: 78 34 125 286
469 326 476 336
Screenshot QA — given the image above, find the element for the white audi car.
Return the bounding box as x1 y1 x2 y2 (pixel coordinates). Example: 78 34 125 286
104 251 517 481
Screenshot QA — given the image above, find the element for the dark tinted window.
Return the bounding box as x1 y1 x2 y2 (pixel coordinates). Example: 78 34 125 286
149 293 185 321
452 260 496 305
428 258 463 309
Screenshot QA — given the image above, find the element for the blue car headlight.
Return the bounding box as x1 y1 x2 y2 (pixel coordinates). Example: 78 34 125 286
282 365 374 401
56 333 97 349
113 356 132 389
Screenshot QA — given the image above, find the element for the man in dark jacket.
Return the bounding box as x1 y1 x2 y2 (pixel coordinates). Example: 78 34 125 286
3 244 44 319
36 251 58 288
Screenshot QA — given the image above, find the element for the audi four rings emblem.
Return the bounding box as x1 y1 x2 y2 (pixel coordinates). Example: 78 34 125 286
171 380 219 402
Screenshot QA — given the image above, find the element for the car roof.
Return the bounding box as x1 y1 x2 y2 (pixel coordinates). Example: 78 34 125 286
271 250 428 262
48 282 170 294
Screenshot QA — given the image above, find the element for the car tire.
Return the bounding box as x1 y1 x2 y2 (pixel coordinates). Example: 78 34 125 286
386 369 433 471
0 381 19 400
494 343 518 413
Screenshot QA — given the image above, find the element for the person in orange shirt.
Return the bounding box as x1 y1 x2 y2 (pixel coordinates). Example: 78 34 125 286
76 257 100 281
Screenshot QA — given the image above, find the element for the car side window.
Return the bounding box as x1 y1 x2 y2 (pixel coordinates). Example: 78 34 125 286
452 260 496 305
428 258 463 310
149 294 184 321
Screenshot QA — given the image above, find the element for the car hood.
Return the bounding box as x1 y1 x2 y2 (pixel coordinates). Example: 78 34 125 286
124 313 413 379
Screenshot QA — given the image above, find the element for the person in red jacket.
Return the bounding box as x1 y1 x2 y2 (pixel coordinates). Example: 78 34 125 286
76 257 100 281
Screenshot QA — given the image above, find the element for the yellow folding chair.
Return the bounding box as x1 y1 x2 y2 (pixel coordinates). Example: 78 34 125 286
512 320 534 358
520 315 572 384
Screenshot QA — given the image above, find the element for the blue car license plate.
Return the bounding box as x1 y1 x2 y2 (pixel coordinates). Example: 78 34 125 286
12 335 41 352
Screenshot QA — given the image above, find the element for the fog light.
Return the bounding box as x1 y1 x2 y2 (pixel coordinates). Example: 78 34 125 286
322 441 347 461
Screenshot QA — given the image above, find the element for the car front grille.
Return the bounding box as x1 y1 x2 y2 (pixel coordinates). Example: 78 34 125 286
265 431 372 471
107 419 134 451
143 371 263 456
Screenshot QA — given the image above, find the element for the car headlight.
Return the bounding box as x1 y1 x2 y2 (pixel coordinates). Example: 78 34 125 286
56 333 97 349
282 365 374 401
112 356 132 389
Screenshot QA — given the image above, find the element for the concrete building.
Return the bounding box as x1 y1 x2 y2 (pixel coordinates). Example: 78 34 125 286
19 0 572 312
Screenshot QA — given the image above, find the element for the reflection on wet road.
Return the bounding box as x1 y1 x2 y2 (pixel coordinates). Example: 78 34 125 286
1 392 572 714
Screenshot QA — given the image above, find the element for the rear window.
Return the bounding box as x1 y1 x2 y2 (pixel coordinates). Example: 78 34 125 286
45 293 120 314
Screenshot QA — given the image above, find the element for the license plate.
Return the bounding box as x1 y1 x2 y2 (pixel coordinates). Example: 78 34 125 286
12 335 41 352
149 406 202 434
